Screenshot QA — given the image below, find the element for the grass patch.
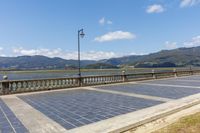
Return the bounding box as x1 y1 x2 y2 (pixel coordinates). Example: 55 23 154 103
154 112 200 133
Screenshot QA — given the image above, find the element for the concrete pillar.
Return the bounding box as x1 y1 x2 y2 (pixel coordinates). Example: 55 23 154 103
2 75 9 94
190 66 193 75
122 71 127 82
173 68 177 77
152 69 155 79
78 77 82 87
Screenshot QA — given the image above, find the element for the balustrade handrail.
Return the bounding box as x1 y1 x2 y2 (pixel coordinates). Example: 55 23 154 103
0 69 200 83
0 69 200 95
0 76 80 83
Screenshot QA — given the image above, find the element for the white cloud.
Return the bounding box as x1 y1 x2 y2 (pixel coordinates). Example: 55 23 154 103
146 4 164 13
99 17 112 25
81 51 118 60
13 48 62 57
0 54 6 57
99 17 105 25
0 47 5 57
165 41 178 49
107 20 113 25
12 47 123 60
180 0 200 7
183 35 200 47
94 31 136 42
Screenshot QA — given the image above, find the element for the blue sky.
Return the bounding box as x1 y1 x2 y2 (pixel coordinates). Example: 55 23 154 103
0 0 200 60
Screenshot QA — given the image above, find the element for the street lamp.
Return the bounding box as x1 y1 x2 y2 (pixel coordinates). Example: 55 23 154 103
78 29 85 78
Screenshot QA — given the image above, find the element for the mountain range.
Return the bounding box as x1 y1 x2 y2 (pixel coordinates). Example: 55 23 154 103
0 56 96 70
1 46 200 70
101 46 200 68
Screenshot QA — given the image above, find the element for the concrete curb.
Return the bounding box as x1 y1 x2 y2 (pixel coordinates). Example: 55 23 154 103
128 103 200 133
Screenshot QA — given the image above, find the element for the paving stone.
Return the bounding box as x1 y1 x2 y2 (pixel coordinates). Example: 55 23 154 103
0 99 28 133
146 78 200 87
62 123 76 129
78 118 92 124
96 82 200 99
19 89 162 130
1 127 14 133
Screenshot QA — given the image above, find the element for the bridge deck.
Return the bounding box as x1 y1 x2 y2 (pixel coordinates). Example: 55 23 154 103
1 75 200 133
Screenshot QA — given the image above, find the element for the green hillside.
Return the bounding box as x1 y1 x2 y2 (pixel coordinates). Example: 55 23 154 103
1 46 200 69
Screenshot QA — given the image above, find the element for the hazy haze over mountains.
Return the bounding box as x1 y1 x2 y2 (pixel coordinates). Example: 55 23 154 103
1 46 200 70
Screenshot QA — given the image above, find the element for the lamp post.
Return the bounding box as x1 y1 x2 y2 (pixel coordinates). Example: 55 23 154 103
78 29 85 79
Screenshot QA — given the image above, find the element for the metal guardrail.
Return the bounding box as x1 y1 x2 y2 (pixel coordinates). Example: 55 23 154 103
0 70 200 95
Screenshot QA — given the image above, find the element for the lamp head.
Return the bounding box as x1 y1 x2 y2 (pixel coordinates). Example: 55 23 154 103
80 30 85 38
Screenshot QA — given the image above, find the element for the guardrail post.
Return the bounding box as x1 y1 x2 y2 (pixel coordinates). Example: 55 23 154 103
122 71 127 82
152 69 156 79
2 75 9 94
2 81 9 94
174 68 177 77
190 68 193 75
78 77 83 87
190 70 193 75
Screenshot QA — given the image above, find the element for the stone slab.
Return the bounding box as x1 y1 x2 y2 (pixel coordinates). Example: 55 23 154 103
1 95 67 133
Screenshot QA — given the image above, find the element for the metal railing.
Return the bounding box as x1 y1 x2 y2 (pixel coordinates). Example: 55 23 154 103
0 70 200 95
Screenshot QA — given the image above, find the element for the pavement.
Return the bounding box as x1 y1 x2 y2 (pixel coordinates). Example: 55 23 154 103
1 75 200 133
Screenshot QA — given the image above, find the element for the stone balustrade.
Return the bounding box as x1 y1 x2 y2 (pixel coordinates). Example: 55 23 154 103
0 77 80 95
0 70 200 95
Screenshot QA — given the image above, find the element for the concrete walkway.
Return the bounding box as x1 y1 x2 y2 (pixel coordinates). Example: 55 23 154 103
1 75 200 133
